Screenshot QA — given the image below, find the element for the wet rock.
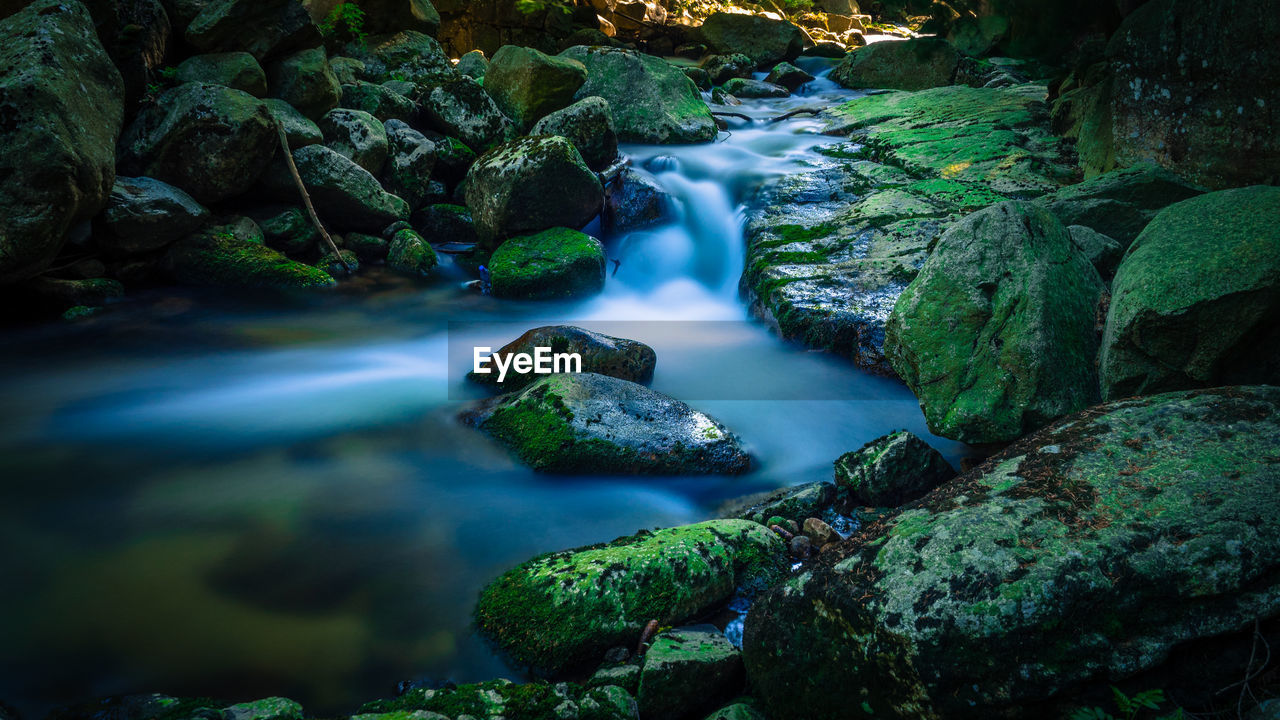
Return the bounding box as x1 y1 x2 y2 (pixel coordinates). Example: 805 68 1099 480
561 46 717 145
830 37 959 91
338 82 416 124
1100 186 1280 400
420 76 513 153
802 518 835 546
696 12 804 67
487 228 605 300
97 177 211 255
455 49 488 81
719 482 837 528
290 144 410 231
469 325 656 390
413 204 475 245
885 202 1104 444
1065 225 1123 279
175 52 267 96
1034 162 1206 247
185 0 321 60
319 108 388 174
637 626 744 720
744 386 1280 718
834 430 954 507
267 47 341 120
314 248 357 278
382 120 438 211
253 205 319 255
358 680 636 720
263 99 324 148
118 83 277 205
721 78 788 99
484 45 588 131
23 277 125 315
606 168 670 234
166 219 335 289
464 135 603 243
699 53 754 86
0 0 124 284
473 519 783 673
386 228 439 278
764 61 814 91
530 96 619 172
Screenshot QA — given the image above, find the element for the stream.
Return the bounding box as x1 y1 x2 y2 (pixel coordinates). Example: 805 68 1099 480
0 58 965 716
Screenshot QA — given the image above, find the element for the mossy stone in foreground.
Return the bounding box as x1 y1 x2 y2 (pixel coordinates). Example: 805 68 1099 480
744 386 1280 719
834 430 954 507
1100 185 1280 400
166 221 335 290
488 228 605 300
474 520 785 675
638 626 743 720
462 373 750 475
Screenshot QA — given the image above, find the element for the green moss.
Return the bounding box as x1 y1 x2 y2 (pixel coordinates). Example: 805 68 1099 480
489 227 605 300
167 232 336 290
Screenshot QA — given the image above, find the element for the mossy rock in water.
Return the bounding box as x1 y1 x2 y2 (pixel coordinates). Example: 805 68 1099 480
1099 185 1280 400
461 373 751 475
359 679 636 720
484 45 588 132
885 201 1104 444
744 385 1280 718
464 136 603 244
468 325 656 391
165 220 336 290
721 78 788 99
637 626 743 720
830 38 960 91
699 53 754 86
833 430 954 507
386 228 438 278
474 519 785 674
488 228 606 300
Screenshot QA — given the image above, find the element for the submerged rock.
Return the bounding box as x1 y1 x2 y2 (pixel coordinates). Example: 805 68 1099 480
833 431 954 507
744 385 1280 718
469 325 656 390
461 373 751 475
97 177 211 255
637 626 743 720
464 136 603 244
484 45 588 131
1100 186 1280 399
0 0 124 284
830 38 960 91
474 519 784 673
696 12 804 67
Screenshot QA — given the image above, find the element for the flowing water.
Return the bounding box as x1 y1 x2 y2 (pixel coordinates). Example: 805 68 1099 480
0 59 963 716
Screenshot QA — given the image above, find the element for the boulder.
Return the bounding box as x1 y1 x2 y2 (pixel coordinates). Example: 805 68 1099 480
356 680 636 720
290 144 409 230
175 52 267 96
328 56 365 85
605 168 670 234
96 177 211 255
386 228 439 277
347 31 455 86
118 83 278 205
637 626 743 720
744 385 1280 718
469 325 656 390
885 201 1105 444
484 45 588 131
185 0 321 60
683 67 712 91
833 430 954 507
263 99 324 148
0 0 124 284
266 46 341 120
830 38 959 91
166 219 335 289
1065 225 1123 279
529 97 619 172
945 14 1009 57
719 482 837 528
253 205 319 255
382 120 438 211
1033 163 1206 247
699 53 754 86
764 61 814 91
343 232 388 262
696 12 804 67
413 204 475 245
318 108 388 174
420 76 513 153
1100 186 1280 399
463 372 752 475
561 46 717 145
455 49 488 81
464 135 603 243
721 78 788 99
338 82 415 123
353 0 441 36
473 519 784 673
487 228 606 300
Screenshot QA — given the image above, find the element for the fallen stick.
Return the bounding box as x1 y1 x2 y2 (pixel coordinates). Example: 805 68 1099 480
769 107 823 123
711 111 753 122
276 123 351 273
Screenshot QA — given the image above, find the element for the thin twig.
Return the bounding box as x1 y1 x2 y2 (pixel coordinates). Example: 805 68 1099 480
276 123 351 272
770 107 823 123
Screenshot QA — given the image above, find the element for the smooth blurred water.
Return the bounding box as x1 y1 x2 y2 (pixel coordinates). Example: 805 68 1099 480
0 59 962 717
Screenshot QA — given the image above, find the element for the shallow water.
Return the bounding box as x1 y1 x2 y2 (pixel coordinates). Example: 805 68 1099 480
0 59 963 716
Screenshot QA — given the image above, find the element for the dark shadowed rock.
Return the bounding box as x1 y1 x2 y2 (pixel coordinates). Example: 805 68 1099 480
267 46 341 119
318 108 388 174
166 219 335 289
529 96 618 172
1034 162 1205 246
831 38 959 91
834 430 954 507
637 626 743 720
464 135 603 243
290 144 409 230
176 52 267 96
186 0 321 60
420 76 513 153
696 12 804 67
97 177 211 255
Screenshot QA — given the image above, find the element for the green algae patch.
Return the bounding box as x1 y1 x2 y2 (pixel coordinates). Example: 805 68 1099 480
475 519 785 675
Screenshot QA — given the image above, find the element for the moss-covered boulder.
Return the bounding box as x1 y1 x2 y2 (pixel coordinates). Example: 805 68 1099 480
488 228 606 300
764 62 814 91
290 144 409 231
165 219 335 289
1100 186 1280 400
382 120 438 211
185 0 321 60
833 430 954 507
175 52 267 96
266 46 341 120
885 202 1104 444
1033 162 1206 246
637 626 743 720
97 177 211 255
561 47 717 145
719 482 837 528
469 325 656 390
530 97 619 172
696 12 804 67
118 83 278 205
345 31 455 87
338 82 416 124
830 38 959 91
455 49 489 81
721 78 788 99
358 679 636 720
474 519 784 674
318 108 388 174
462 373 751 475
699 54 754 86
386 228 438 278
421 76 513 154
263 99 324 148
744 386 1280 718
0 0 124 285
464 136 603 243
485 45 588 132
253 205 319 255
